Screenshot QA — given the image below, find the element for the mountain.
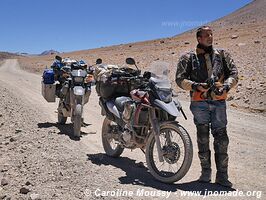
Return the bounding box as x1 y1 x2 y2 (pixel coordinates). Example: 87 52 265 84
0 51 19 61
40 50 60 56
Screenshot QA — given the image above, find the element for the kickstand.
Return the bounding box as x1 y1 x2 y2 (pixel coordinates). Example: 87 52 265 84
140 148 145 154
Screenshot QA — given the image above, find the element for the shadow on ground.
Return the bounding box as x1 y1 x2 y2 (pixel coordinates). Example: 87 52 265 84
87 153 236 195
37 121 95 141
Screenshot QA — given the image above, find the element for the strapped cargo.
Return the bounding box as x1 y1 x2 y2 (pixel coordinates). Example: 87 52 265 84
94 64 140 99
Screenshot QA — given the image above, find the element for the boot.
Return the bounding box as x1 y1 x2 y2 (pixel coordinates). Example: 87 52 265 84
215 171 233 188
196 124 211 183
198 151 212 182
213 127 232 187
199 169 212 182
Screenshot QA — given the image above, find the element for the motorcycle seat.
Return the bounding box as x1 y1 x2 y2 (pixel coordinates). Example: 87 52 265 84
115 96 132 112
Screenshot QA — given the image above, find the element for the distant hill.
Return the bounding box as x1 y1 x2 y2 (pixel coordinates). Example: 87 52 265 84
40 50 60 56
0 52 19 61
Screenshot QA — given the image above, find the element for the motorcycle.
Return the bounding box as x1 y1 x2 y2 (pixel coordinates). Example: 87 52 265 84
97 58 193 183
55 56 92 138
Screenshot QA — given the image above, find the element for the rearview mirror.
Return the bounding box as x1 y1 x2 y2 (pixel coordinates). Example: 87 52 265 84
96 58 102 64
55 55 62 62
126 57 135 65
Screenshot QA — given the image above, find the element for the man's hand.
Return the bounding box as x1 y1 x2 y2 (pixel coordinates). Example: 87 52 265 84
216 85 230 96
197 83 209 92
192 82 209 92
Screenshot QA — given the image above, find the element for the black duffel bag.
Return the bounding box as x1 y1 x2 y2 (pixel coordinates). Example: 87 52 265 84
95 68 140 99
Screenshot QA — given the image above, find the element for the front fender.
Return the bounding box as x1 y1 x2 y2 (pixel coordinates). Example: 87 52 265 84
153 99 181 117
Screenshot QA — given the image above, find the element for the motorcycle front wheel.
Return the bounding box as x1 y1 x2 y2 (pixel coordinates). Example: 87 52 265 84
145 121 193 183
73 104 82 137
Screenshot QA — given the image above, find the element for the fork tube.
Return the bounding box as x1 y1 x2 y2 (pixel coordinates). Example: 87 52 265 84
149 108 164 162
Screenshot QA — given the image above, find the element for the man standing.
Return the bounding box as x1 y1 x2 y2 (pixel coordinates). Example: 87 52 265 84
176 26 238 187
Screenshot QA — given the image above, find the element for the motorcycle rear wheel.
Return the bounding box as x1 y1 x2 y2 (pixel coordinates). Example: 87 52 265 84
102 117 124 157
58 112 67 124
58 101 67 124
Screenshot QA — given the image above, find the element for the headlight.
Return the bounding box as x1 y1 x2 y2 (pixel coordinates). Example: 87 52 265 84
85 75 94 83
157 89 172 102
74 76 84 83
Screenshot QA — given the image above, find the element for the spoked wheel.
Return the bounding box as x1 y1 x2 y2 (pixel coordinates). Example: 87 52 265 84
73 104 82 138
145 121 193 183
58 111 67 124
58 101 67 124
102 117 124 157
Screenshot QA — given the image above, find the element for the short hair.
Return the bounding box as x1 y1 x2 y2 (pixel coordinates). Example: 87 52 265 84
196 26 212 38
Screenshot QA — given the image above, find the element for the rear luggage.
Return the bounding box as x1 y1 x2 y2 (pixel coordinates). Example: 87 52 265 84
94 64 139 99
42 69 55 84
96 81 130 99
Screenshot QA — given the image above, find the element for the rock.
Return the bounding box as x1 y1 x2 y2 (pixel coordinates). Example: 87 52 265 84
0 168 8 172
160 40 165 44
9 137 16 142
171 52 175 54
29 193 41 200
0 114 2 117
254 40 261 44
231 103 238 108
25 181 32 186
15 129 22 133
0 195 7 199
246 86 252 90
244 99 249 103
1 178 8 186
227 96 234 101
128 45 132 48
0 196 10 200
20 187 30 194
236 43 246 47
184 41 190 45
231 35 239 39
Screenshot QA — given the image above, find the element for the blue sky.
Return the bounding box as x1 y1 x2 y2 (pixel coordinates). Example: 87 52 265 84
0 0 251 54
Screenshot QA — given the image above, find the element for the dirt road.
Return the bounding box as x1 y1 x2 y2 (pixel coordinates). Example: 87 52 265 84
0 60 265 199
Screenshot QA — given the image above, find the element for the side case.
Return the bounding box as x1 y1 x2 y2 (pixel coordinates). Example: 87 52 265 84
41 81 56 102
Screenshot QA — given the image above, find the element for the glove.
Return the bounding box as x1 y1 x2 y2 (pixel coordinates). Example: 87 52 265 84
192 82 208 92
216 85 230 96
